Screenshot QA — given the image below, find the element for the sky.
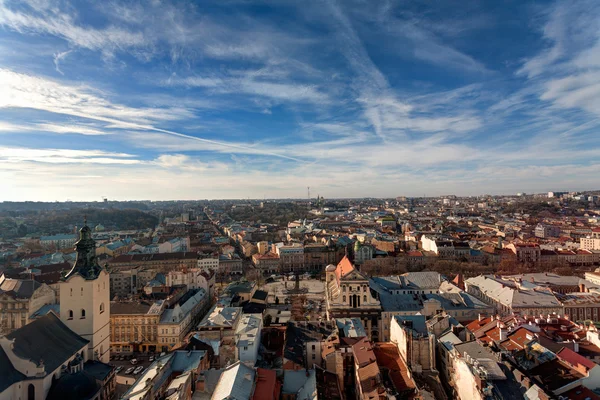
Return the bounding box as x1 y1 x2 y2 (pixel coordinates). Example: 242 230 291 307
1 0 600 201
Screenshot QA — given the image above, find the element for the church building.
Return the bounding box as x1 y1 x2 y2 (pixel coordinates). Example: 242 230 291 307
325 256 381 340
0 221 114 400
60 220 111 363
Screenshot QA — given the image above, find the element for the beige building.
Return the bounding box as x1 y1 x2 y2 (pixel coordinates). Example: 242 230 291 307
109 252 199 272
275 243 305 273
0 275 56 334
252 252 280 273
110 300 164 353
158 289 208 352
390 315 435 373
325 256 381 340
581 230 600 251
59 223 111 363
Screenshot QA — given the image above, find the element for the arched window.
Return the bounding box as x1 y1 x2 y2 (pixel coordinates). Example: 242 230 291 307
363 295 367 302
342 285 346 292
68 310 73 320
100 303 105 314
81 309 86 319
342 295 346 302
28 383 35 400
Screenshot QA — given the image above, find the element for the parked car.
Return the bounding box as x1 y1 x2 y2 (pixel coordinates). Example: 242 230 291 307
125 367 134 375
133 366 144 375
160 352 166 357
130 358 138 365
115 366 123 374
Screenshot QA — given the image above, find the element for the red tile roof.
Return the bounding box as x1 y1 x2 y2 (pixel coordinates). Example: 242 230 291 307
557 347 597 371
372 343 416 393
252 368 281 400
561 385 600 400
336 255 355 280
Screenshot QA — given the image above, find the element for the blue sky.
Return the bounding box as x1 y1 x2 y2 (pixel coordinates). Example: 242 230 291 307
1 0 600 201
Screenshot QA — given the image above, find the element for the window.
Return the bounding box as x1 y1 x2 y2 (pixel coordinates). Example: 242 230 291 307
342 285 346 292
68 310 73 320
342 296 346 302
70 288 73 297
243 346 248 351
28 384 35 400
81 309 86 319
100 303 105 314
81 287 84 296
363 295 367 302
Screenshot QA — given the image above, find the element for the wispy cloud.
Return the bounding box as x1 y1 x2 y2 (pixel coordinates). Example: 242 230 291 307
52 49 71 75
0 1 148 57
0 146 139 164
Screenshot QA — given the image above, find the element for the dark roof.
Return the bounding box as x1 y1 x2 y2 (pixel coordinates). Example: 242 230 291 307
64 225 104 280
34 271 62 285
83 360 114 381
0 278 42 299
37 262 71 274
242 302 267 314
110 252 198 263
109 301 152 315
0 347 26 392
528 358 584 391
252 290 268 301
6 313 89 374
284 322 336 366
47 371 101 400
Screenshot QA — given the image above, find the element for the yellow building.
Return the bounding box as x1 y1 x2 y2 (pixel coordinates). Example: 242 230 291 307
110 300 164 353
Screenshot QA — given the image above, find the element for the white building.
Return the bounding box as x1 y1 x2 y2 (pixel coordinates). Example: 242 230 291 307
198 257 219 270
158 289 208 351
234 313 262 365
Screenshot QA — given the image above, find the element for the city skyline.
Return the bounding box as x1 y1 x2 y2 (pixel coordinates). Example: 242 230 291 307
2 0 600 201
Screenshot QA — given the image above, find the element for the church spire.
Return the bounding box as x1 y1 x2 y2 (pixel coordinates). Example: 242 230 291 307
64 218 103 280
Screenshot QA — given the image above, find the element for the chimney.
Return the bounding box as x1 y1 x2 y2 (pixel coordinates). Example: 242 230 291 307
573 340 579 353
478 313 485 322
499 328 508 341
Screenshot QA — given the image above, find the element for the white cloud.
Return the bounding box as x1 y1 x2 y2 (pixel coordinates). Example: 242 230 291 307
0 1 148 55
52 49 71 75
0 146 139 164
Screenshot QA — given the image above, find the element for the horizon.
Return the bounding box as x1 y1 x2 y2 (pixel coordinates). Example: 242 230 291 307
2 0 600 201
2 189 599 204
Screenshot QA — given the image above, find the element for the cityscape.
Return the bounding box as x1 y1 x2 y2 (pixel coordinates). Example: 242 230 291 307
2 0 600 399
1 193 600 399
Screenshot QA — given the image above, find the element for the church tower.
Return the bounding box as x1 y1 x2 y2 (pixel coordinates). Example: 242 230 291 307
60 219 110 363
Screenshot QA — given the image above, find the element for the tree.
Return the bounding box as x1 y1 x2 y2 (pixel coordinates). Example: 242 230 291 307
264 313 273 327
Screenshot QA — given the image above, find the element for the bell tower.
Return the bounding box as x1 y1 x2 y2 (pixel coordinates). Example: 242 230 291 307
60 218 110 363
